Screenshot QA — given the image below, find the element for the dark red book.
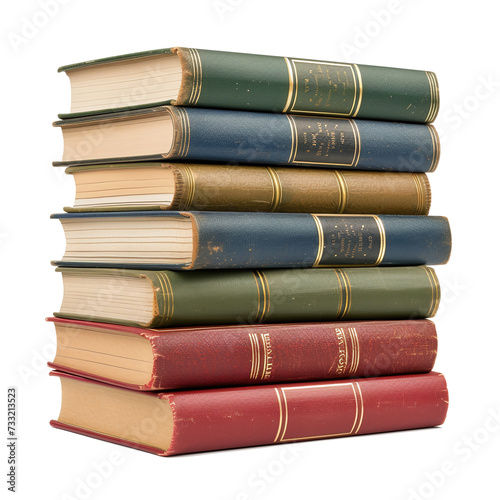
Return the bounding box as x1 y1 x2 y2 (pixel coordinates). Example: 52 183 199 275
47 317 438 390
50 370 448 456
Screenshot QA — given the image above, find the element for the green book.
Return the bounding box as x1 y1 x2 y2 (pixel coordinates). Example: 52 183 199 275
58 47 439 123
54 266 440 328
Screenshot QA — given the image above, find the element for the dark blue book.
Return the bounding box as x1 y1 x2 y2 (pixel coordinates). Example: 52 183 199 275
53 106 439 172
51 211 451 270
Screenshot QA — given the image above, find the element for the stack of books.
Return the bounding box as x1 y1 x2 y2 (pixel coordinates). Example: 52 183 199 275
49 47 451 456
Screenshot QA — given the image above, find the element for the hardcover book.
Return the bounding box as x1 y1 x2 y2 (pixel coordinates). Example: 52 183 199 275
51 211 452 269
57 47 439 123
52 106 440 172
53 266 441 328
50 370 449 456
47 317 438 390
65 163 432 215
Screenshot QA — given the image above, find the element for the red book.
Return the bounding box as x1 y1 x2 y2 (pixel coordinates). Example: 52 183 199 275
50 371 448 456
47 317 438 390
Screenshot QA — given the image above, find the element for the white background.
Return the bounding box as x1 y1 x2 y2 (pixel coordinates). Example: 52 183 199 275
2 1 499 499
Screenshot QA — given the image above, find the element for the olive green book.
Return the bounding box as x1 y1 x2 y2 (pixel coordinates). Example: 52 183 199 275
58 47 439 123
54 266 440 328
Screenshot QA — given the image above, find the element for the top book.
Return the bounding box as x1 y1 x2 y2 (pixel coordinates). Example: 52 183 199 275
57 47 439 123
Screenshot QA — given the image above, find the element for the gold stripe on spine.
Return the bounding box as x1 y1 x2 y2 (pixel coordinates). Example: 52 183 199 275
286 115 298 164
349 119 362 167
424 71 439 123
333 170 348 213
177 164 196 209
260 271 272 321
266 167 283 212
423 267 440 317
252 272 263 324
347 327 360 375
372 215 387 266
352 64 363 118
249 333 259 380
352 382 364 434
253 271 271 323
156 272 173 324
427 124 440 172
335 269 351 319
274 388 286 442
282 58 296 113
187 48 203 106
412 173 424 214
311 215 325 267
176 107 191 158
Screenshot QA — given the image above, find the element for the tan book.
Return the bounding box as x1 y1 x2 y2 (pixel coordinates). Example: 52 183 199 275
64 163 431 215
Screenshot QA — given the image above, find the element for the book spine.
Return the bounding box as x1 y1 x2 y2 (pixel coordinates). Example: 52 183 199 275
174 48 438 123
167 107 440 173
147 319 437 390
164 372 448 455
146 266 440 327
170 165 431 215
187 213 450 269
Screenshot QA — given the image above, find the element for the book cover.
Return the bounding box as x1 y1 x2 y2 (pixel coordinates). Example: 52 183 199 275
51 211 452 269
54 266 441 328
58 47 438 123
50 370 449 456
53 106 440 173
47 317 438 390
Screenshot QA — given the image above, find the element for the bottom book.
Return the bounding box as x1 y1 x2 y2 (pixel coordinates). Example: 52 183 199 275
50 371 448 456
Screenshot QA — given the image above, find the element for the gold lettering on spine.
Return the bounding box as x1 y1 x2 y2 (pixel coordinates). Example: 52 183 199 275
424 71 440 123
333 170 348 213
249 333 273 380
372 215 386 266
266 167 283 212
423 267 440 317
283 59 361 116
334 327 349 375
187 48 203 106
427 124 440 172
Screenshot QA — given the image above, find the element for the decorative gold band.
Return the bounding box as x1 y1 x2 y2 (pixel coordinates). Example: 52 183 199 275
427 124 440 172
333 170 348 213
274 382 365 442
425 71 440 123
175 107 191 158
423 267 440 317
253 271 271 323
335 269 352 319
177 164 196 208
266 167 283 212
187 48 202 106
